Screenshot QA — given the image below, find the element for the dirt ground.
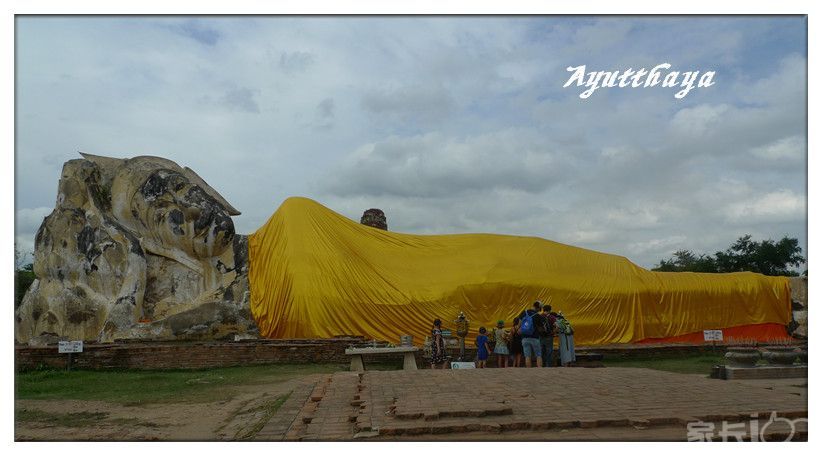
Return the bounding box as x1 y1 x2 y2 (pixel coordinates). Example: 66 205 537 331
15 374 323 441
15 369 807 442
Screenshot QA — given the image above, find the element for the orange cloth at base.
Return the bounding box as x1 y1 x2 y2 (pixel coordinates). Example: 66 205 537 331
637 322 789 344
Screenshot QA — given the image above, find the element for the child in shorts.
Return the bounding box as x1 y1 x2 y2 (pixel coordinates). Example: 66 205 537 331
476 327 491 368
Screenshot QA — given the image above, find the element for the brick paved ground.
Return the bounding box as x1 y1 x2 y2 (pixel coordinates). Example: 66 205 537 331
257 367 807 441
253 375 320 441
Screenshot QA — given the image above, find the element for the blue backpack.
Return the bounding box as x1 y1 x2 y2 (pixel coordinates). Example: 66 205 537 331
520 310 535 337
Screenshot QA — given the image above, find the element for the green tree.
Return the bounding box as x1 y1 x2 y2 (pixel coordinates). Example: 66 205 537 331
653 249 717 273
653 235 804 276
714 235 804 276
15 269 36 309
14 243 36 308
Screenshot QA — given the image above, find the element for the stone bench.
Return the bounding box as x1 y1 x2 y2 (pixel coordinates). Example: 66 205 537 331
345 346 419 371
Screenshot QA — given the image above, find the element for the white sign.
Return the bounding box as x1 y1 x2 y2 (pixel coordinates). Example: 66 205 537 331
58 340 84 353
450 362 476 369
703 330 723 342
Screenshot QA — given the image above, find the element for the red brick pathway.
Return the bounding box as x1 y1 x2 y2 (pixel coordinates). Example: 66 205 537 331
253 375 319 441
258 367 807 441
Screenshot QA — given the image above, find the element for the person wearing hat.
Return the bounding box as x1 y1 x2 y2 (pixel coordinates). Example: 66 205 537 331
492 320 510 368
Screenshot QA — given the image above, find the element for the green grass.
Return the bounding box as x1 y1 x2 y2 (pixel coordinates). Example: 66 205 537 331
602 353 726 375
15 361 406 405
15 363 349 405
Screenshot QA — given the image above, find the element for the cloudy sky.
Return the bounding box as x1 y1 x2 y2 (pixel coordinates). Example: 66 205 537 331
15 16 807 269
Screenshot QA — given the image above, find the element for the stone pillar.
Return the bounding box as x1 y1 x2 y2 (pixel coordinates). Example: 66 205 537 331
360 208 388 230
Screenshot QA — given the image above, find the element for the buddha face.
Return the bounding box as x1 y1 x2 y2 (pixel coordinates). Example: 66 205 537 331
131 169 235 259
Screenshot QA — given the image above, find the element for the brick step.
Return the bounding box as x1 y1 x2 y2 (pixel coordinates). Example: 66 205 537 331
299 373 361 440
375 410 808 437
395 405 513 420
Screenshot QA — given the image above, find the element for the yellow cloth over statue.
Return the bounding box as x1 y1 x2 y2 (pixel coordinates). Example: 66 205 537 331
249 197 791 345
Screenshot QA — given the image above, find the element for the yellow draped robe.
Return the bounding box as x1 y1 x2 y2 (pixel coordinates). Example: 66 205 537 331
249 197 791 345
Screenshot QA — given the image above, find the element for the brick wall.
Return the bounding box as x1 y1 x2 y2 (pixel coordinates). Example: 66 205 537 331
15 338 805 372
14 338 431 371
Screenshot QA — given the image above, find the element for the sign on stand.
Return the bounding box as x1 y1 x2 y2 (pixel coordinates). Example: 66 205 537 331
450 361 475 369
58 340 83 371
703 330 723 353
703 330 723 342
58 341 83 353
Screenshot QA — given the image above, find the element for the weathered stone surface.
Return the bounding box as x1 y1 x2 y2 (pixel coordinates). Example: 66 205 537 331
360 208 387 230
789 276 807 338
15 153 256 345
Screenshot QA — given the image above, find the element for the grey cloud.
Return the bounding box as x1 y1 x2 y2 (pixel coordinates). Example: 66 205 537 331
279 51 315 73
723 188 806 225
15 207 53 261
307 97 335 130
669 104 731 138
749 136 805 162
172 20 221 46
322 130 570 198
736 53 806 106
569 19 634 55
361 85 453 124
317 98 335 119
16 207 52 235
315 42 807 268
319 188 694 268
537 54 806 199
14 17 807 271
320 190 561 237
219 87 260 113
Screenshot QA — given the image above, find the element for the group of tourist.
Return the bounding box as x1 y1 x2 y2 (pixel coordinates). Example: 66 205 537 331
429 301 576 369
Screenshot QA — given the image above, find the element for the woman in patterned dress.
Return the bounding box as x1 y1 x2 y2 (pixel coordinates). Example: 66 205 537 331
430 318 447 369
493 320 510 368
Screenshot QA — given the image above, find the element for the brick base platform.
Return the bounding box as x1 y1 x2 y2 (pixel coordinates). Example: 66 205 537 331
14 339 806 372
724 365 808 380
14 338 414 371
264 367 807 441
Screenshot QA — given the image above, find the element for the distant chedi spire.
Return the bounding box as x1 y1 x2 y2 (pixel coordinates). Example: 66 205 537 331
360 208 388 230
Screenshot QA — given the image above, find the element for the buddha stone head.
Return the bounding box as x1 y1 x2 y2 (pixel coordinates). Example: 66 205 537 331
82 153 241 263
